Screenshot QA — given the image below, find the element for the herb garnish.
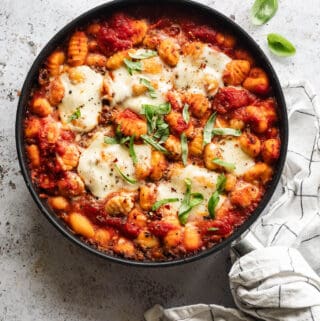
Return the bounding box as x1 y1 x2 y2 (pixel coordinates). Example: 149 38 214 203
208 174 226 218
68 107 81 122
212 158 236 172
124 59 142 75
140 78 157 99
212 128 241 136
129 49 157 60
151 198 179 211
114 164 137 184
251 0 278 26
203 112 217 146
181 133 188 166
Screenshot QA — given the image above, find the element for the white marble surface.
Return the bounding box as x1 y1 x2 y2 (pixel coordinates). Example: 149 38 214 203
0 0 319 320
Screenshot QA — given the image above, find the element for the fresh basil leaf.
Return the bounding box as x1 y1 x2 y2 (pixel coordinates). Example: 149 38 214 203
182 104 190 123
212 128 241 137
208 227 220 232
208 191 220 219
124 59 142 75
68 107 81 122
141 134 169 154
119 136 130 144
129 135 138 165
129 49 157 60
251 0 278 26
203 112 217 146
157 102 171 115
178 178 203 225
154 119 169 143
151 198 179 211
114 164 137 184
216 174 227 193
212 158 236 172
267 33 296 57
104 136 118 144
181 133 188 166
140 78 157 99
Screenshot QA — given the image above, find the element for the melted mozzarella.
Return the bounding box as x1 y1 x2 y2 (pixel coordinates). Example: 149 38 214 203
77 133 151 198
156 165 225 221
174 45 231 95
214 138 255 175
58 66 103 133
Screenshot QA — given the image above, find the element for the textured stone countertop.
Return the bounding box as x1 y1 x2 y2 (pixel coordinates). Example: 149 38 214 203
0 0 319 320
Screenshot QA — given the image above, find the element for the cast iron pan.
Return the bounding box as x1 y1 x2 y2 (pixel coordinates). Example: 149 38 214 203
15 0 288 267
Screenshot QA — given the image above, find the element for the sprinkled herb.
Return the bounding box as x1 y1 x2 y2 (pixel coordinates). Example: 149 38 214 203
129 135 138 165
141 134 169 154
140 78 157 98
178 178 204 225
208 227 220 232
203 112 217 146
181 133 188 166
212 128 241 136
68 107 81 122
212 158 236 172
129 49 157 60
208 174 226 218
182 104 190 123
114 164 137 184
124 59 142 75
104 137 118 144
151 198 179 211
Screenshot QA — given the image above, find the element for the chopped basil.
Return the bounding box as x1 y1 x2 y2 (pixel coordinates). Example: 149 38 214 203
68 107 81 122
251 0 278 26
212 128 241 137
129 135 138 165
151 198 179 211
129 49 157 60
207 227 220 232
140 78 157 99
114 164 137 184
141 134 169 154
141 103 171 147
104 136 118 144
178 178 204 225
212 158 236 172
124 59 142 75
182 104 190 123
216 173 227 193
208 174 226 219
203 112 217 146
181 133 188 166
267 33 296 57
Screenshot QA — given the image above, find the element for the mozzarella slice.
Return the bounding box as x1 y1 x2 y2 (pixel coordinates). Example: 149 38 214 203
77 132 151 198
214 138 255 175
58 66 103 133
156 165 225 222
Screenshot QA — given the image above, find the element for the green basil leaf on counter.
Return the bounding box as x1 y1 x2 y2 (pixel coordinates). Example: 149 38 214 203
267 33 296 57
251 0 278 26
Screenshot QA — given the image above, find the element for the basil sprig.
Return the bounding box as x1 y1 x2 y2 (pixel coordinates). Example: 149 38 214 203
140 78 157 98
181 133 188 166
114 164 137 184
129 49 157 60
212 158 236 172
68 107 81 122
140 102 171 150
203 112 217 146
212 128 241 136
267 33 296 57
251 0 278 26
208 174 226 218
178 178 204 225
124 59 142 75
151 198 179 211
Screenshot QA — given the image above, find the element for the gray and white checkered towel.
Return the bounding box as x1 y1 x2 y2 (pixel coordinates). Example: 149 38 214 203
145 81 320 321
